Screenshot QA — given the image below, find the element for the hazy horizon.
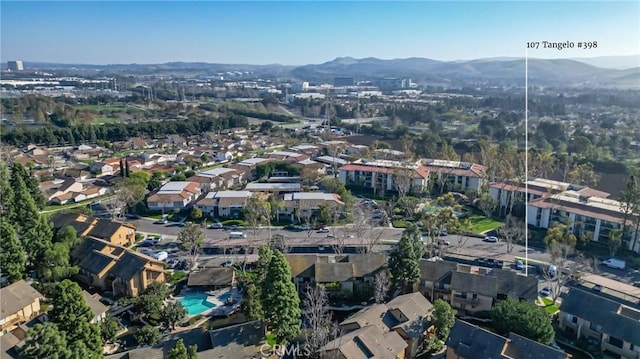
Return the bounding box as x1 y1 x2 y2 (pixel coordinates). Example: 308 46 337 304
2 1 639 65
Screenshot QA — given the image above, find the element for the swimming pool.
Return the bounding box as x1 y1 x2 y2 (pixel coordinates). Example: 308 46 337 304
179 293 216 316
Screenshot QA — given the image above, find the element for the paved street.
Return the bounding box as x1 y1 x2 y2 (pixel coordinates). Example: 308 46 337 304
128 217 640 285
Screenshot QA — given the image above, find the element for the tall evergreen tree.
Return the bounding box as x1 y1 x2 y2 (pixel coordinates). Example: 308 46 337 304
0 161 14 221
125 161 130 177
12 163 46 210
119 158 125 177
20 323 72 359
0 219 26 283
261 250 301 344
389 226 422 293
11 174 39 235
22 215 54 267
49 280 103 358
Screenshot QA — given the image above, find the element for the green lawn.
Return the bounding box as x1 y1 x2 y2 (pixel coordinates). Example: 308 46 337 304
42 195 115 213
468 215 503 233
536 297 560 314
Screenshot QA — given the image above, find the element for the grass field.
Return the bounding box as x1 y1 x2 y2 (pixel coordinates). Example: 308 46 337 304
95 117 123 124
468 214 503 233
536 297 560 314
74 104 129 112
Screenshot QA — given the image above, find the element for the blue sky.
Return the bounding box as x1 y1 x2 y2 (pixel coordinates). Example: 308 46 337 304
1 1 639 65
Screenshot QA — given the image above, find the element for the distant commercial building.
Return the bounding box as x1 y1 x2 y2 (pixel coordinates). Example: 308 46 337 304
7 61 24 71
291 82 309 93
334 77 354 87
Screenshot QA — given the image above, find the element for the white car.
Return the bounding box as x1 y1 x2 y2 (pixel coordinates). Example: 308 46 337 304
484 236 499 243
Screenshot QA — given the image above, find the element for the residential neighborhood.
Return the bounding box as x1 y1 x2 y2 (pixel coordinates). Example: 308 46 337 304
2 3 640 357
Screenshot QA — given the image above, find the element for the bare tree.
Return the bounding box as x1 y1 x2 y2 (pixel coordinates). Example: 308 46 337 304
543 223 578 304
374 271 391 304
392 165 414 198
303 286 333 358
497 215 525 254
177 222 204 269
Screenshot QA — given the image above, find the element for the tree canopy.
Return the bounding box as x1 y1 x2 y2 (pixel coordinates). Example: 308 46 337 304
491 298 555 345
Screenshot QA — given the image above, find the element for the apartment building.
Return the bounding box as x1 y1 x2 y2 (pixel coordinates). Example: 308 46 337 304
195 190 253 219
147 181 201 211
422 159 486 193
279 192 345 222
338 159 429 194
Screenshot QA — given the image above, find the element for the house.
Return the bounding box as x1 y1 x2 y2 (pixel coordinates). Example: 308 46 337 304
195 190 253 218
558 287 640 358
125 137 152 150
70 237 165 297
186 267 236 291
82 290 109 324
228 157 272 180
290 144 321 157
422 159 486 193
50 213 136 246
89 161 115 176
339 292 434 358
527 190 640 253
338 159 429 195
245 182 301 195
39 178 83 203
49 185 110 205
0 281 44 333
446 320 569 359
285 254 387 294
265 150 310 163
188 168 243 192
279 192 345 222
419 260 538 314
321 325 408 359
147 181 201 211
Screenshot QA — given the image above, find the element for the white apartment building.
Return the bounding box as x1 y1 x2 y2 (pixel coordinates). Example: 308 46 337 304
422 159 486 193
338 159 429 194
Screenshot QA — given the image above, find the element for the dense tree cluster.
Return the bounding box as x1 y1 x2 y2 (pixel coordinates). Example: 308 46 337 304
4 115 249 147
491 298 555 345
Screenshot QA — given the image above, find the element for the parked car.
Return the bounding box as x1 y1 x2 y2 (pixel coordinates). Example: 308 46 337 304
593 284 603 292
316 228 329 233
437 239 451 246
224 225 239 230
222 259 234 267
515 260 524 270
154 219 168 224
208 222 223 229
125 214 141 219
298 225 311 231
540 287 552 297
602 258 626 270
153 251 168 261
483 236 499 242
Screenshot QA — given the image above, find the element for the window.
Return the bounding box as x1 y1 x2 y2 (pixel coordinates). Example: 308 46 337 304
589 322 602 333
472 294 478 299
608 336 623 349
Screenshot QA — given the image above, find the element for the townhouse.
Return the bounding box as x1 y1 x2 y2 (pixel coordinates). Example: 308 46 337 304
50 213 136 246
187 167 244 192
70 236 165 297
279 192 345 222
446 320 569 359
264 150 310 163
245 182 301 195
559 287 640 358
422 158 486 193
325 292 433 358
285 254 387 294
419 259 538 314
147 181 201 211
0 281 44 333
338 159 430 194
195 190 253 219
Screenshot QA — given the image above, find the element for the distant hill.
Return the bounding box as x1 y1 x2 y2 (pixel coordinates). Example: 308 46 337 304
8 56 640 88
569 55 640 70
291 57 638 88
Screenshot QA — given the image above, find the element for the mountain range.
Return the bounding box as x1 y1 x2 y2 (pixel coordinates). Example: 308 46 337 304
10 55 640 88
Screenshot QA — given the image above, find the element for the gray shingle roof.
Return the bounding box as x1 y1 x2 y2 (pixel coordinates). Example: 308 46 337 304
201 320 265 358
0 281 43 321
322 325 407 359
339 254 386 278
451 271 498 297
560 288 640 345
50 213 92 235
314 262 354 282
505 333 568 359
187 268 235 287
86 219 126 240
493 270 538 301
108 252 149 281
419 259 457 282
446 320 508 359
